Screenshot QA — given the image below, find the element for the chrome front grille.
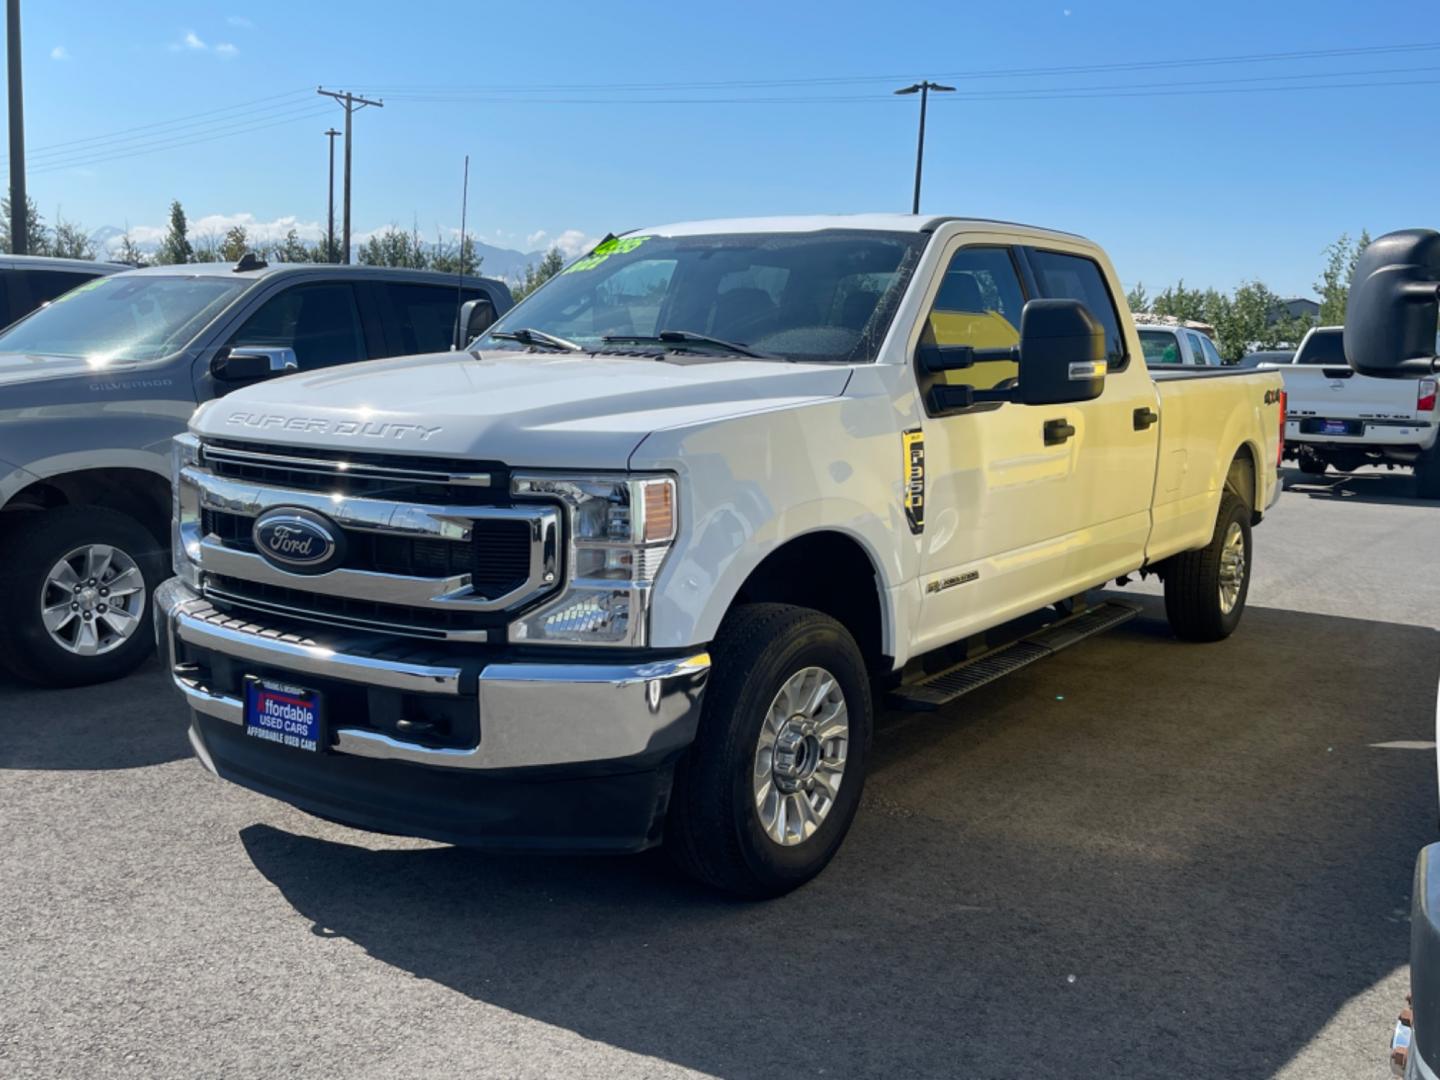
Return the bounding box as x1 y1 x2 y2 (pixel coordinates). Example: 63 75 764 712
181 442 561 641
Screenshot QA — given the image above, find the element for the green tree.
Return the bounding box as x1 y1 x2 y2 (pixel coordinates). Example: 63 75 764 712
48 213 96 260
155 200 193 265
357 224 431 269
1125 282 1149 314
1316 230 1371 325
268 228 323 263
512 246 566 301
191 233 222 262
220 225 249 263
0 195 50 255
431 231 482 276
113 226 148 267
1150 280 1210 323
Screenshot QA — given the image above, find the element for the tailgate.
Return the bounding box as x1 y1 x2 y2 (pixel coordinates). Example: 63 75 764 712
1280 364 1424 426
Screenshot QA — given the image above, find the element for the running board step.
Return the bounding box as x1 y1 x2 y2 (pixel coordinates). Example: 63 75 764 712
888 601 1141 711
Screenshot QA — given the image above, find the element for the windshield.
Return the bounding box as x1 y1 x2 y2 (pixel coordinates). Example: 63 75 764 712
1294 330 1346 365
479 229 928 363
0 274 249 365
1138 329 1182 365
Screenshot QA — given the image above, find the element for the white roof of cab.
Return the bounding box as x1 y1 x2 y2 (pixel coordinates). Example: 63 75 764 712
631 213 1087 244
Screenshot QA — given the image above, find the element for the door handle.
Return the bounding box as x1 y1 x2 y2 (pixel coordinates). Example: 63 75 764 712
1043 418 1076 446
1133 407 1158 430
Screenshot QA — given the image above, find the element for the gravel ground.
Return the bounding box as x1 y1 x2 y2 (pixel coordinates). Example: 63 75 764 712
2 464 1438 1080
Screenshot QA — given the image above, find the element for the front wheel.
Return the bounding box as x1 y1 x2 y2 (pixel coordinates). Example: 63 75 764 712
0 507 166 687
1162 491 1253 642
666 604 872 898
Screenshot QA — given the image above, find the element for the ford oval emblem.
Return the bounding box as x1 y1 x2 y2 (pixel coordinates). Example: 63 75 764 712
252 508 345 575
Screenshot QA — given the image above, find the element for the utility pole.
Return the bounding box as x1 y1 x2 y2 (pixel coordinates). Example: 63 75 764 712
6 0 25 254
316 88 383 264
323 127 340 262
893 81 954 215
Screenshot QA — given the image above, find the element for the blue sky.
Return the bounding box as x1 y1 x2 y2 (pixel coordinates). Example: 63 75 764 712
9 0 1439 294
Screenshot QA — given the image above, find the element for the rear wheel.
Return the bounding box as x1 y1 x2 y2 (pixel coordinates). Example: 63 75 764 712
1162 492 1252 642
666 603 872 898
0 507 166 687
1416 441 1440 500
1296 446 1328 476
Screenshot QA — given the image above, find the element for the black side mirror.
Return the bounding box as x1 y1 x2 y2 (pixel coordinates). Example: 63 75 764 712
211 346 299 382
1014 299 1107 406
455 298 497 349
1345 229 1440 379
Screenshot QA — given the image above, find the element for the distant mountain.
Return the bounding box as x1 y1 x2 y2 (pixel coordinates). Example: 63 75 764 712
87 225 549 282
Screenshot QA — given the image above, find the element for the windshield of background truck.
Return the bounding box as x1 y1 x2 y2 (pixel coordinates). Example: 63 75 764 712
480 229 928 362
1138 329 1182 365
0 274 248 365
1294 330 1346 365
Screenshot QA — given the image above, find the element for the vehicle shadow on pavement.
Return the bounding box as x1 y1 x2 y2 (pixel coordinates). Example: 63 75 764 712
1282 467 1434 507
0 659 190 770
240 598 1440 1079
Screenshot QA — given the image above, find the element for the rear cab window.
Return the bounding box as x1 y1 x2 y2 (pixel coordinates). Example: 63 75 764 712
1295 330 1347 365
1024 248 1128 373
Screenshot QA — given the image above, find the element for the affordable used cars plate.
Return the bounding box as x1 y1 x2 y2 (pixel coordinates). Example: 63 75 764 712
243 677 323 752
1321 419 1352 434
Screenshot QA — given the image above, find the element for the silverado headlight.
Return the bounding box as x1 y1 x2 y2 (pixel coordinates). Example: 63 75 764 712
171 433 203 589
509 474 676 646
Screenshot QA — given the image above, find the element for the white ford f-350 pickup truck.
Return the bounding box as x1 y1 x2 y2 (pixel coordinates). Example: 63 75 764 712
157 215 1284 896
1275 325 1440 495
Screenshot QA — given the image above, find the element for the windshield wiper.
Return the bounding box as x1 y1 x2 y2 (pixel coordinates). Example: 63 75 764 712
488 328 583 352
602 329 766 359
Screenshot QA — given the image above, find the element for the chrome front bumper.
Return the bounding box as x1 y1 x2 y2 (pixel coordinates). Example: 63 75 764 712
155 577 710 772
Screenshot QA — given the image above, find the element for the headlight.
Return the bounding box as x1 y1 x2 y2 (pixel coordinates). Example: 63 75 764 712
171 433 203 589
509 473 677 646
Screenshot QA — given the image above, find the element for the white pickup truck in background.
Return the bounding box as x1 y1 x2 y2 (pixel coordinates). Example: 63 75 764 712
157 214 1285 896
1277 325 1440 495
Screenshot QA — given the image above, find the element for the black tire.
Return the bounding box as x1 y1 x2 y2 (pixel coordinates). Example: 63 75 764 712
1416 441 1440 500
666 603 873 898
0 507 167 687
1296 446 1328 476
1162 491 1253 643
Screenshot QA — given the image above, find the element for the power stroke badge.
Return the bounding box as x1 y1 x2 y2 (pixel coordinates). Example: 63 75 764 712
902 429 925 534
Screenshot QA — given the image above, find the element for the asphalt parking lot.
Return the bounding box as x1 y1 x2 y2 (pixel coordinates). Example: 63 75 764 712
2 466 1438 1080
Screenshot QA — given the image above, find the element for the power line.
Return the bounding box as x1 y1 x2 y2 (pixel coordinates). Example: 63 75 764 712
20 87 312 156
7 99 332 168
23 105 335 175
351 40 1440 95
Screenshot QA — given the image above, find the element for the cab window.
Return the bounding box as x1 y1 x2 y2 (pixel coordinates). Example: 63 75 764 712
1186 332 1210 365
226 282 367 371
1139 330 1181 366
922 247 1026 389
1199 334 1225 367
1026 249 1128 372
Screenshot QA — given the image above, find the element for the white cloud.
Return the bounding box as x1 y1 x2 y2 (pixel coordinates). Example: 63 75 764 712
226 15 254 28
49 45 69 61
178 30 206 51
526 228 596 257
215 42 238 57
189 212 325 245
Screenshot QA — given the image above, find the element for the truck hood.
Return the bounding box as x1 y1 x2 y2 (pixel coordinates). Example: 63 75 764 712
0 351 134 386
192 349 853 469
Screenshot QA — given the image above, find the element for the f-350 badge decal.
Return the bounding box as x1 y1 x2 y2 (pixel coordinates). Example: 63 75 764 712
902 429 925 534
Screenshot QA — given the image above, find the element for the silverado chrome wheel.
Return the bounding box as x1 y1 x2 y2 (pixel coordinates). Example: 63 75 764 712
752 666 849 847
1217 521 1246 615
40 544 147 656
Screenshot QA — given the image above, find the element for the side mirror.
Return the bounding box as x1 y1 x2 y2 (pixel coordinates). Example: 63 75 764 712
455 297 497 349
1345 229 1440 379
917 298 1106 414
1015 299 1108 405
211 346 299 382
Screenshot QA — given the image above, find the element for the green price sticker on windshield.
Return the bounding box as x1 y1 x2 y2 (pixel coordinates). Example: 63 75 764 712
52 278 106 303
562 235 651 274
